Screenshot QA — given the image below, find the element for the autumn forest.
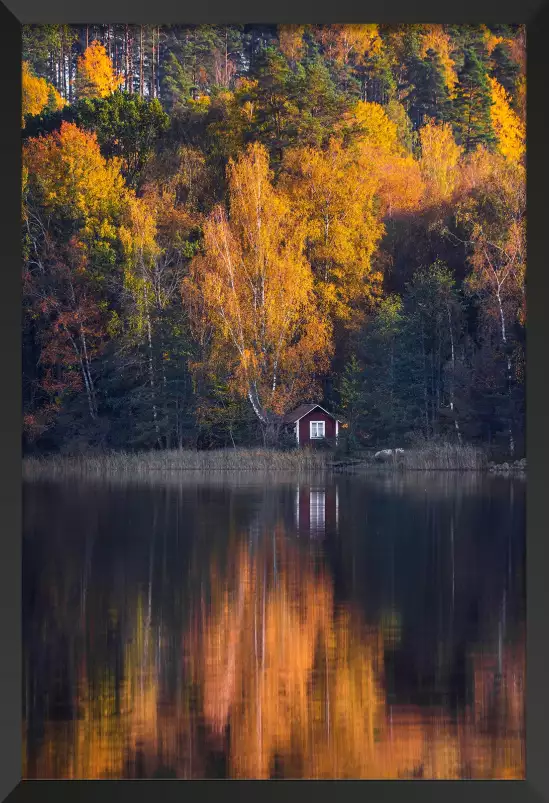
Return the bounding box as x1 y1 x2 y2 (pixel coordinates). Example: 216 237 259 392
21 24 526 457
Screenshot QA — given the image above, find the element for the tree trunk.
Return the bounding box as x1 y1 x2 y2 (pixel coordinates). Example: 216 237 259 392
68 47 74 103
247 384 267 425
78 353 96 420
60 40 65 98
389 340 395 447
159 334 170 448
125 24 130 92
143 284 160 443
422 323 429 438
496 288 515 457
151 28 156 99
140 26 144 98
79 326 97 418
156 26 161 99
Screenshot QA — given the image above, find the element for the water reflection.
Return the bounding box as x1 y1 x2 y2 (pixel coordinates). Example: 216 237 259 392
295 484 339 537
22 473 525 779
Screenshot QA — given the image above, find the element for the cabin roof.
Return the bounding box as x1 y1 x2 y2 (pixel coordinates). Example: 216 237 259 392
283 404 342 424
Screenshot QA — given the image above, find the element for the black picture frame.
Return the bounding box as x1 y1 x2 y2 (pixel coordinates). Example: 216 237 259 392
1 2 547 802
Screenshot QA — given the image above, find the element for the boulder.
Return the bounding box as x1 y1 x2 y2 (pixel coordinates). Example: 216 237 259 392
374 448 405 462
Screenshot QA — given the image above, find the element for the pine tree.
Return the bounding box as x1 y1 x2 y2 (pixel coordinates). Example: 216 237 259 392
452 46 495 151
491 42 520 101
338 354 366 452
407 47 451 128
358 295 408 445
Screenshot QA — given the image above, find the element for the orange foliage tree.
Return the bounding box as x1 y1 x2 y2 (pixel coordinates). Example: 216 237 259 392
183 143 332 424
346 101 424 220
23 121 127 244
23 122 130 421
74 40 123 99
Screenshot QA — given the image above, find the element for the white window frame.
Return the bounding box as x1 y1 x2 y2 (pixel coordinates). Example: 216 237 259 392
310 420 325 439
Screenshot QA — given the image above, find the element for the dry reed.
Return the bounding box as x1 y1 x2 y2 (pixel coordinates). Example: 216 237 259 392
23 447 330 480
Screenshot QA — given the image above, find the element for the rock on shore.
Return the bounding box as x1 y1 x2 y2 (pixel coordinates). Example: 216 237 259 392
487 458 526 474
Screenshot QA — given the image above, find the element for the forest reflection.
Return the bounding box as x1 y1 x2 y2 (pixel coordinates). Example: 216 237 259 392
23 514 524 780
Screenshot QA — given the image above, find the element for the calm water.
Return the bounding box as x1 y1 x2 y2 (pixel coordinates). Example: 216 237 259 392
22 471 525 779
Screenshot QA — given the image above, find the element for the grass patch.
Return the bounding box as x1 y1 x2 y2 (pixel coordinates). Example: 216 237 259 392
335 442 488 472
399 442 487 471
23 447 330 480
22 442 493 481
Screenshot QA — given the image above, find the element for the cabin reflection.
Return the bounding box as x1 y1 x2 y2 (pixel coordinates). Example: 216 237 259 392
295 484 339 537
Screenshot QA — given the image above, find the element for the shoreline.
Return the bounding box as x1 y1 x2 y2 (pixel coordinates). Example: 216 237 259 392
22 447 526 480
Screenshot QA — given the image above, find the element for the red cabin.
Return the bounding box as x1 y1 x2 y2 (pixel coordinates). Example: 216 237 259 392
283 404 342 447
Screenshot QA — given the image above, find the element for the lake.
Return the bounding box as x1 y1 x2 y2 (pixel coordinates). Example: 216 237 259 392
22 471 525 779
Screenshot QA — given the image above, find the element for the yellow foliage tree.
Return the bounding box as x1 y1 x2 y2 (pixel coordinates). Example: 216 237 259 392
74 40 123 99
119 196 159 329
419 25 458 93
23 121 128 244
281 138 384 327
419 119 463 205
183 143 332 423
22 61 65 124
278 25 306 62
206 80 259 161
343 102 424 219
371 151 424 219
489 77 525 163
315 24 382 66
345 100 401 152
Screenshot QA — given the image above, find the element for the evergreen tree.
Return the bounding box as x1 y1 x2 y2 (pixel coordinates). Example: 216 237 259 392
491 42 520 102
452 46 495 151
407 47 451 128
249 46 296 159
292 56 346 148
338 354 366 452
23 93 169 188
401 263 464 440
358 265 465 445
358 295 408 445
162 51 195 108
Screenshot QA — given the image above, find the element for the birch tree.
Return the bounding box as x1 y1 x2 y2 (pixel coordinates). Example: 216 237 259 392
183 143 332 424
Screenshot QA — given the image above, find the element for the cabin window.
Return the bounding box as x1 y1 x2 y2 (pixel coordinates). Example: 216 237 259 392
310 420 325 439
